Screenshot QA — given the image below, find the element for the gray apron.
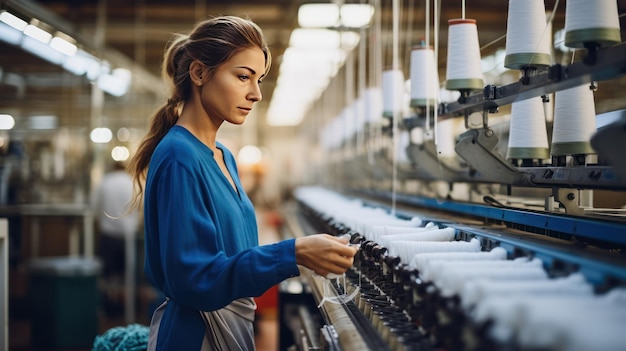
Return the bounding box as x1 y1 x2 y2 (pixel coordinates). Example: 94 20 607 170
147 297 257 351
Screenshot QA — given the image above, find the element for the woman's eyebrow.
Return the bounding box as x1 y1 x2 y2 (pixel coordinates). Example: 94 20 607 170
237 66 266 79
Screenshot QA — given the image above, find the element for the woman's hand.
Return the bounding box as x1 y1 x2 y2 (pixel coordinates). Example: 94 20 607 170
295 234 358 277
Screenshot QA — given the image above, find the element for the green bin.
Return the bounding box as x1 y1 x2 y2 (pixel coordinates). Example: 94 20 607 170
29 256 102 349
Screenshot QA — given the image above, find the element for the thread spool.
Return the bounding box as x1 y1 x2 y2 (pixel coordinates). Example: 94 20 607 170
410 42 439 107
445 19 484 92
423 257 542 283
435 117 461 159
382 68 406 118
434 264 548 297
461 273 593 310
504 0 552 69
365 87 383 124
370 225 432 243
507 97 550 161
387 237 482 263
551 83 596 156
378 228 456 248
564 0 621 49
409 247 508 272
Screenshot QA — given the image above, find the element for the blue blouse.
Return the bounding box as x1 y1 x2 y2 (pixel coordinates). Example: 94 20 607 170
144 126 300 349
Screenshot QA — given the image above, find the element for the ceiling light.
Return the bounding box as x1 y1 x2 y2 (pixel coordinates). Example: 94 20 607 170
23 23 52 43
50 35 77 56
90 127 113 143
297 3 373 28
340 4 374 28
111 146 130 161
237 145 263 166
0 114 15 130
298 4 339 28
29 115 57 130
0 21 23 45
0 11 27 31
20 35 64 64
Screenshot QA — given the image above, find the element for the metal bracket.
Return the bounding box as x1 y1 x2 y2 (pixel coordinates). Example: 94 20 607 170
455 128 527 184
404 139 461 182
551 188 584 216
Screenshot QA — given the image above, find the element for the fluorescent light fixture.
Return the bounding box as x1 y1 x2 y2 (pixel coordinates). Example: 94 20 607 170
23 23 52 43
340 4 374 28
0 114 15 130
20 36 64 64
90 127 113 143
111 146 130 161
298 3 373 28
50 35 77 56
97 67 132 97
62 49 100 76
29 115 57 129
0 11 27 31
298 4 339 28
0 21 23 45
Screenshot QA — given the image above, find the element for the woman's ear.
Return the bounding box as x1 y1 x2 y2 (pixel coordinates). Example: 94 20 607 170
189 60 205 87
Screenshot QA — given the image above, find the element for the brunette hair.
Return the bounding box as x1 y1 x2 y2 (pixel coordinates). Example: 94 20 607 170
127 16 271 210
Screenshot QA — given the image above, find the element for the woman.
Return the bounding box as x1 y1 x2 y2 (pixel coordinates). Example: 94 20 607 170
128 15 357 350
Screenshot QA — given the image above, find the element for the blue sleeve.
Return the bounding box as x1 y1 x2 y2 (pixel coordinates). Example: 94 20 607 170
152 160 300 311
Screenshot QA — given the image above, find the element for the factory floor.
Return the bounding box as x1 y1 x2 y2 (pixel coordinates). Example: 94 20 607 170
8 209 282 351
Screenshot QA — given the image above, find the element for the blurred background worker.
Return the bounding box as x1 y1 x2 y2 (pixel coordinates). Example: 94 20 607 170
91 160 141 318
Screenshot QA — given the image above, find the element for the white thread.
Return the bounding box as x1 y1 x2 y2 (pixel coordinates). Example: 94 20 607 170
317 274 361 307
434 264 548 297
421 257 542 284
473 294 626 350
409 247 508 272
461 273 593 310
551 83 596 156
564 0 621 48
445 19 484 89
504 0 551 69
409 45 439 107
507 97 550 159
378 227 456 248
435 117 460 159
382 68 406 118
387 237 482 264
369 224 432 242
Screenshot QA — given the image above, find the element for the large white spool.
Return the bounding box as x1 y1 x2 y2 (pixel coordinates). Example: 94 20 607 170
551 83 597 156
507 97 550 160
445 19 484 92
564 0 621 49
410 43 439 107
504 0 552 69
365 87 383 124
382 68 406 118
436 117 460 159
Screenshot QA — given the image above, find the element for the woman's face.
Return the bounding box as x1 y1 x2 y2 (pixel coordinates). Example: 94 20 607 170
200 47 265 125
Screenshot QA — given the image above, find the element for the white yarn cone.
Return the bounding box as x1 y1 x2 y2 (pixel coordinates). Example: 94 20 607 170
410 43 439 107
564 0 621 49
504 0 552 69
551 83 597 156
507 97 550 160
445 19 484 91
382 68 406 118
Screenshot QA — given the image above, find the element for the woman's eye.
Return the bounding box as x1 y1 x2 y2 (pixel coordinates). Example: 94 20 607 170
239 75 249 81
